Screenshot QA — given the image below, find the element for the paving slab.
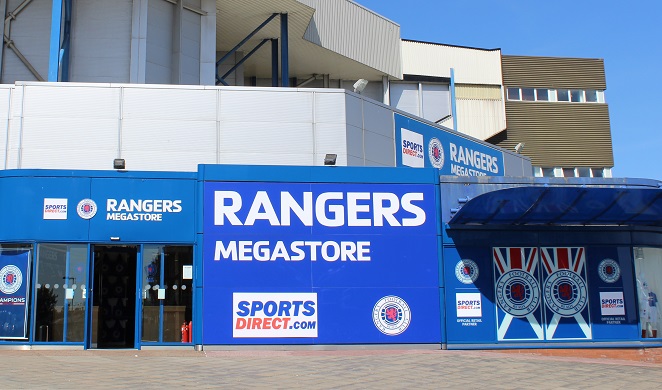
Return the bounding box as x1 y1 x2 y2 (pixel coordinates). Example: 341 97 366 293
1 349 661 389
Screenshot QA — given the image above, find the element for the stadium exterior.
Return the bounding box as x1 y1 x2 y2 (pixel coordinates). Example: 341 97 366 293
0 0 659 350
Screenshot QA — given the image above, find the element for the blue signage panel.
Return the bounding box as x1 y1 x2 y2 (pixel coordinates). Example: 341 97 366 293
395 113 504 176
444 246 496 343
88 178 196 243
0 250 31 339
202 181 441 344
586 246 638 340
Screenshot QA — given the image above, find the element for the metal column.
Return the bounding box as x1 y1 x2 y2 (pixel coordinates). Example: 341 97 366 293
280 13 288 87
271 38 278 87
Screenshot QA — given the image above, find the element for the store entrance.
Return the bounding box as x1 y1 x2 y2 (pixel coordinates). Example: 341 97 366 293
91 245 138 349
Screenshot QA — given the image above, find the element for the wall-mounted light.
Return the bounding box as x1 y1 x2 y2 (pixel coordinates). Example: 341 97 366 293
110 237 120 241
113 158 126 170
514 143 525 154
353 79 368 94
324 154 337 166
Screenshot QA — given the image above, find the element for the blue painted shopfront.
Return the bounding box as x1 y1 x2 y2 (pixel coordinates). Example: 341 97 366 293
0 167 661 349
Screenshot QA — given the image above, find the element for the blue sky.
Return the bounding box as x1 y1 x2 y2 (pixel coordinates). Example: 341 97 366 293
356 0 662 180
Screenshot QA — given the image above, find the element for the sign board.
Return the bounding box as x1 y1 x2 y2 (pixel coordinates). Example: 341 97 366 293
0 250 31 339
202 181 441 345
395 113 504 176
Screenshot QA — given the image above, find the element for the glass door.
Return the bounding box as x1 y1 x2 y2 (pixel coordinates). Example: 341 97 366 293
141 246 193 344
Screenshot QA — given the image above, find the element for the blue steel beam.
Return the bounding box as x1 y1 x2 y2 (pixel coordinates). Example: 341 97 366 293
60 0 72 81
280 13 289 87
220 39 270 80
215 13 278 84
48 0 63 81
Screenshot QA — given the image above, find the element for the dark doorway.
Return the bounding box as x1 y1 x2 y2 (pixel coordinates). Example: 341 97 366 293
91 245 137 349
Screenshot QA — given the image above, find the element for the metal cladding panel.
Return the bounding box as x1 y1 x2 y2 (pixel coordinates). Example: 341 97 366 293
390 83 420 117
0 87 11 168
219 89 314 123
346 124 364 160
22 85 121 119
2 0 51 83
502 55 607 89
363 101 393 139
122 87 216 121
314 122 347 160
364 130 395 167
122 119 217 153
218 153 314 166
314 92 346 124
181 8 202 84
219 121 314 154
300 0 402 77
146 0 174 84
347 155 364 166
456 99 506 141
122 149 214 172
344 94 363 128
401 41 502 85
70 0 132 83
496 102 613 167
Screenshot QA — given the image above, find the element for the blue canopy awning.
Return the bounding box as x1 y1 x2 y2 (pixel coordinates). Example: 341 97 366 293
448 186 662 227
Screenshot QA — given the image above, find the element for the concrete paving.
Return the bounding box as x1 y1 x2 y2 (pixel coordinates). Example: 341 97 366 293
2 348 662 389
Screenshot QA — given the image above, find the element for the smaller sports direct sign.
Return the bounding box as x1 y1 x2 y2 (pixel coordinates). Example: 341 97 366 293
456 292 482 318
233 292 318 338
43 198 68 220
401 128 424 168
600 291 625 316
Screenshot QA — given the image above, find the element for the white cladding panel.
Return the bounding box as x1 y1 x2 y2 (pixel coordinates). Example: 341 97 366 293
70 0 132 83
122 87 216 121
146 0 174 84
455 99 506 140
390 83 419 117
300 0 402 78
401 40 502 85
219 89 313 123
0 86 11 169
2 0 51 82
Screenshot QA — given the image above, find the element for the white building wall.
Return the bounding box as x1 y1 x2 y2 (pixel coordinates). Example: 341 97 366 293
1 0 52 83
145 0 174 84
401 40 502 85
69 0 133 83
0 86 11 169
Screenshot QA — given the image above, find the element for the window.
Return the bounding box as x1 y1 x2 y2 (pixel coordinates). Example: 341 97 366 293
535 89 549 101
507 87 521 100
562 168 576 177
521 88 535 101
634 247 662 338
570 89 583 102
35 244 88 342
591 168 604 177
585 90 598 102
576 167 591 177
541 167 556 177
557 89 570 102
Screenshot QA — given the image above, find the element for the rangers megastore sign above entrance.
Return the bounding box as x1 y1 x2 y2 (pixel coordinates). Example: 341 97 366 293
201 181 442 345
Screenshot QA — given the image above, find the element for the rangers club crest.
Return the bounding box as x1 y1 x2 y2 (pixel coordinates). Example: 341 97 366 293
428 138 444 169
455 259 479 284
598 259 620 283
0 265 22 295
493 247 543 341
372 296 411 336
541 247 592 340
77 199 97 219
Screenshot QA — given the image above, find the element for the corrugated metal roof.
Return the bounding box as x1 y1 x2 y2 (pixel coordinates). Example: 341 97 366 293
401 40 502 85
